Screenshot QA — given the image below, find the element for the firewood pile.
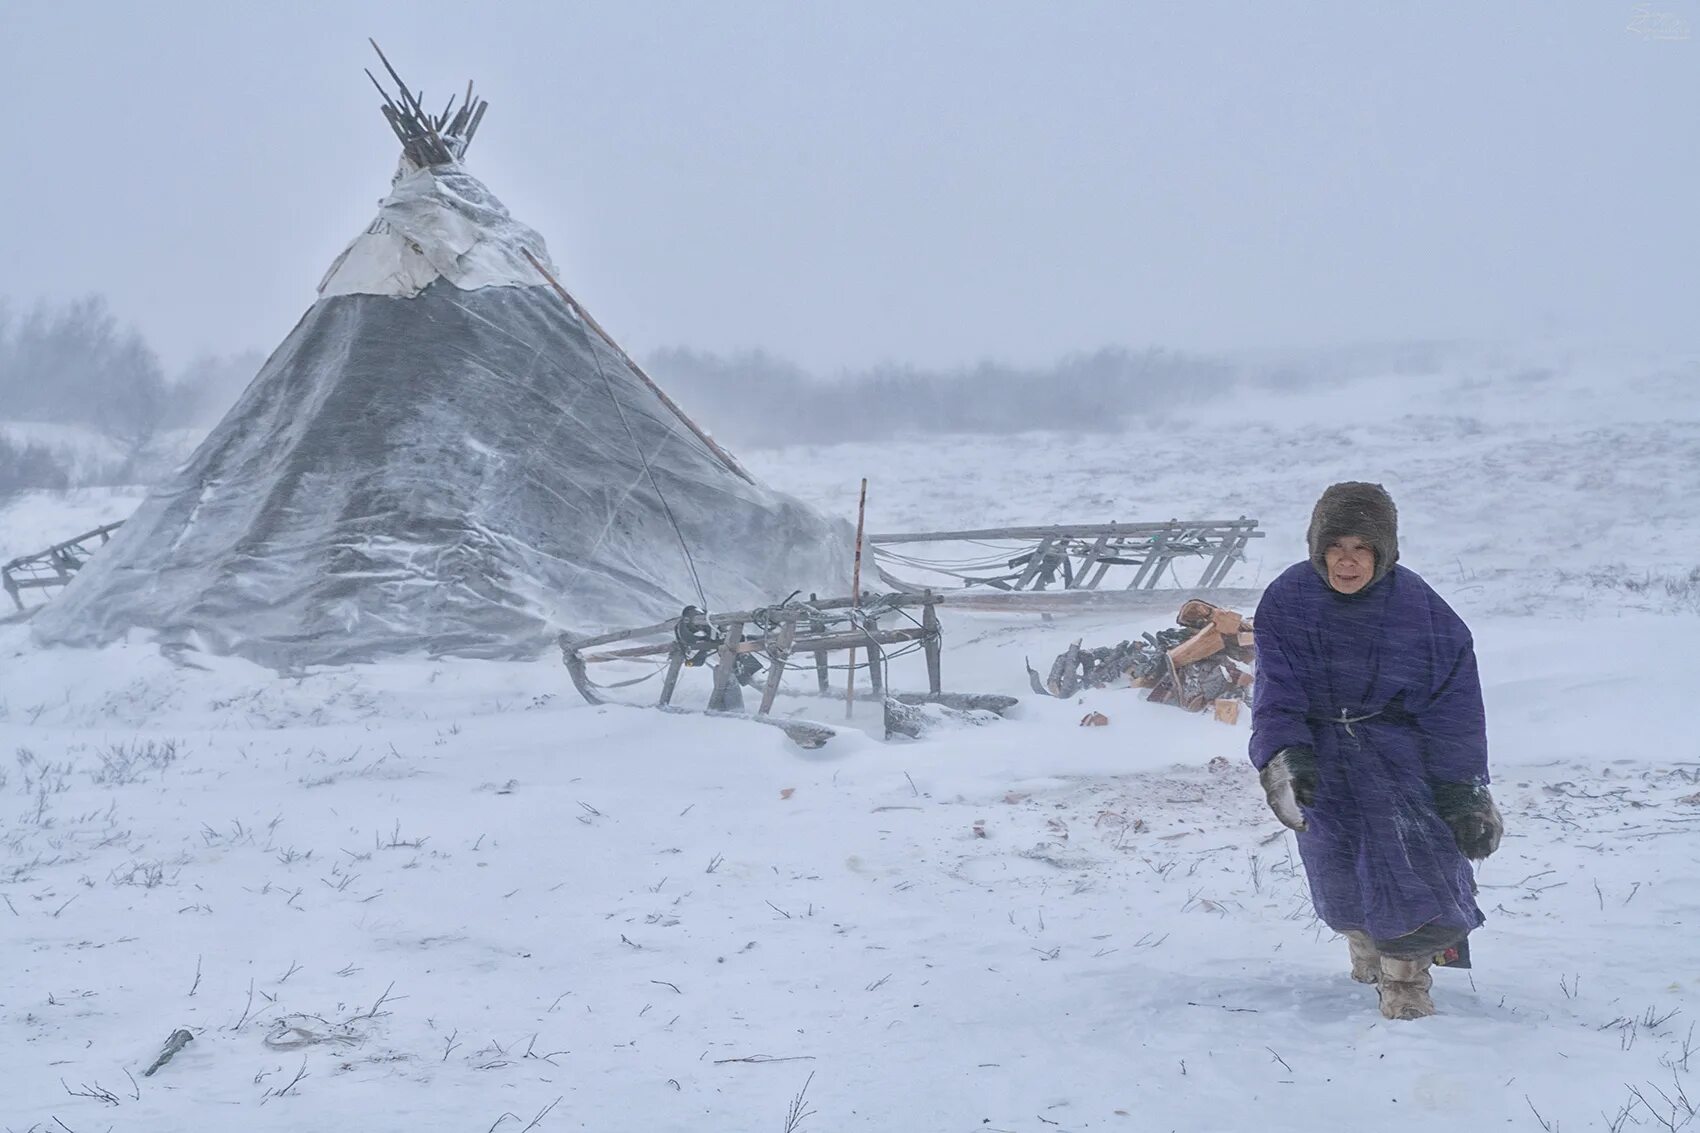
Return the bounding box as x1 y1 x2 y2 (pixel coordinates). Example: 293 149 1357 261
1027 598 1256 724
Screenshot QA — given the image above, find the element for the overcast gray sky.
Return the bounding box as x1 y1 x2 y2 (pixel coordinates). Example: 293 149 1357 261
2 1 1695 372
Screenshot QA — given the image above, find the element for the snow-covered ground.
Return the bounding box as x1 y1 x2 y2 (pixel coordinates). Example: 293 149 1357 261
2 346 1699 1131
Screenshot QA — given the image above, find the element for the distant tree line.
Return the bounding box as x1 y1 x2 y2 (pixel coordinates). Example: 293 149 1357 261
644 346 1242 448
0 296 167 452
1 288 1458 496
0 295 262 491
0 435 70 494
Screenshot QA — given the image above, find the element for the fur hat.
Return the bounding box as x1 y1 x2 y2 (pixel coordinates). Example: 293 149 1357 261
1307 482 1398 587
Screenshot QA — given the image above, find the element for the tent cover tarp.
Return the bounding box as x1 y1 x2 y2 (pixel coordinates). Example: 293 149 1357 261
32 164 853 667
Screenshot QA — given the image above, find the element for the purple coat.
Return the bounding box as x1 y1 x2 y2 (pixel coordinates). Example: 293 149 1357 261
1250 562 1488 944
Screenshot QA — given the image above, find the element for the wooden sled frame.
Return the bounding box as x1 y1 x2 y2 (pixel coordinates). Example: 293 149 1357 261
559 591 1013 745
869 518 1263 593
3 521 126 612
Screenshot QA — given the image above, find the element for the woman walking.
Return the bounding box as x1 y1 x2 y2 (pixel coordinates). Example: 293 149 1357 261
1250 482 1503 1020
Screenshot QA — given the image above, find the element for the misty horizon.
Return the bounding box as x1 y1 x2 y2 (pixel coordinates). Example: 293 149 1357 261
3 3 1696 375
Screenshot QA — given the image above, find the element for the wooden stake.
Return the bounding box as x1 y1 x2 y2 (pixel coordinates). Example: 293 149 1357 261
809 594 830 692
865 616 884 696
758 616 797 716
922 592 942 696
658 644 686 707
709 620 745 713
846 478 869 720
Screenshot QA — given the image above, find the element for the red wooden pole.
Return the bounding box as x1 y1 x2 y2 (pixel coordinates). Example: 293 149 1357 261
846 478 869 719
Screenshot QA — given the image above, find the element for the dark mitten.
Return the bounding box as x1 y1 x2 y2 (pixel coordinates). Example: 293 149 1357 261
1260 746 1319 832
1431 781 1503 860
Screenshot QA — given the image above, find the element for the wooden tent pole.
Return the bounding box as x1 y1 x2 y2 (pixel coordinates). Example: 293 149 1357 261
846 478 869 720
523 249 755 485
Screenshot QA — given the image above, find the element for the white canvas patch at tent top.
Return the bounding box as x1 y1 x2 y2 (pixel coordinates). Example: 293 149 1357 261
318 162 552 299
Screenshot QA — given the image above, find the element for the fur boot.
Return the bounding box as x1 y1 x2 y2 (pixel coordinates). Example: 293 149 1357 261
1377 956 1435 1020
1346 932 1380 984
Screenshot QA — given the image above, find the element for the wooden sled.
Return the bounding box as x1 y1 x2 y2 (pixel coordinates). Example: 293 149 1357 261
559 591 1015 746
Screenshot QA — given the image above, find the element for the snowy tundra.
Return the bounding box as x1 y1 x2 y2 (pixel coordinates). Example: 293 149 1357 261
2 349 1698 1132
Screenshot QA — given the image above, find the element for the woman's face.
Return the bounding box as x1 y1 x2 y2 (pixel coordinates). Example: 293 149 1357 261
1324 535 1376 594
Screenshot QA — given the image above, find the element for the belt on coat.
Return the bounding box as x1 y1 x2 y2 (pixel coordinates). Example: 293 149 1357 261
1307 708 1384 739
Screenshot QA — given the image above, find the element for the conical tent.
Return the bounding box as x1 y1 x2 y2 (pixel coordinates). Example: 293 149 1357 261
32 62 853 667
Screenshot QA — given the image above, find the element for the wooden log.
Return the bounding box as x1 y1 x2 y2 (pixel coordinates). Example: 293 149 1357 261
1213 698 1242 725
1167 626 1225 668
1046 639 1083 698
1177 598 1218 628
1210 608 1245 636
1221 639 1255 664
